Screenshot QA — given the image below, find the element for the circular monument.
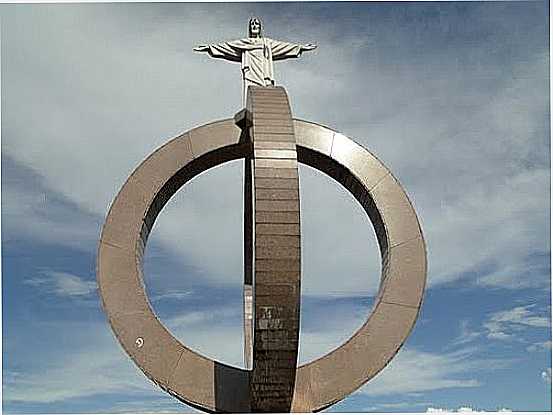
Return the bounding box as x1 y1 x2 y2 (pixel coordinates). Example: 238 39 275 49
97 18 427 414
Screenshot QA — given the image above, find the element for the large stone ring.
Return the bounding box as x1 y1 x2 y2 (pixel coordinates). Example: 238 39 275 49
97 104 426 412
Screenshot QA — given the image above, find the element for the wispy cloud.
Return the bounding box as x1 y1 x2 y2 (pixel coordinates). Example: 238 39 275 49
452 320 482 346
476 257 550 290
151 290 193 302
526 341 552 353
359 346 511 397
97 396 196 414
450 304 550 345
25 271 97 297
2 168 101 252
167 306 240 329
483 304 550 341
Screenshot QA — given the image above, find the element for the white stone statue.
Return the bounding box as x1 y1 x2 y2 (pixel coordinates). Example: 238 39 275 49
194 17 317 104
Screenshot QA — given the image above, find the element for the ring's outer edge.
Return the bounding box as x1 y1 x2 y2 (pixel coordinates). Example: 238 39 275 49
96 118 427 413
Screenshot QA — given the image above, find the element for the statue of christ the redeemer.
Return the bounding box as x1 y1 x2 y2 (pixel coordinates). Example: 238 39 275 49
194 17 317 104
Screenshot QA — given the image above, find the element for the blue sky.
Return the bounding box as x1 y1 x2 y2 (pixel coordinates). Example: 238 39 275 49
1 2 551 413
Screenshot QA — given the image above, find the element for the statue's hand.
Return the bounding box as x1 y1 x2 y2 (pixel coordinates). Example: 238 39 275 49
193 45 209 52
302 43 317 51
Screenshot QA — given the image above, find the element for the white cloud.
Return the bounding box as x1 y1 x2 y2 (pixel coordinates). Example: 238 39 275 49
25 271 97 297
483 322 512 341
428 407 477 413
541 368 551 384
426 406 512 413
151 290 193 302
451 305 551 346
2 180 100 252
483 304 550 341
526 341 552 353
100 397 196 414
452 320 482 346
363 401 433 411
167 307 240 329
359 347 511 397
422 166 549 289
476 257 549 290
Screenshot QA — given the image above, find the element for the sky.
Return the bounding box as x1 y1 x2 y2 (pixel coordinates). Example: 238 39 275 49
1 1 551 413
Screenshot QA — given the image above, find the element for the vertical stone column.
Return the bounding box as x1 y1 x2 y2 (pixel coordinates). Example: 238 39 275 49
239 86 301 412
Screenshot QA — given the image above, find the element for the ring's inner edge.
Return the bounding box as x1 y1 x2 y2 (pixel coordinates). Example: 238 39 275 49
137 142 388 372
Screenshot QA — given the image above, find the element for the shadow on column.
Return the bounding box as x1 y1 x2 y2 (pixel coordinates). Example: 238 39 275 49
214 362 251 413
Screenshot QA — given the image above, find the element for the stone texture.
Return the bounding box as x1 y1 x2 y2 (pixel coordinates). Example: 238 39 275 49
247 86 302 413
370 173 422 247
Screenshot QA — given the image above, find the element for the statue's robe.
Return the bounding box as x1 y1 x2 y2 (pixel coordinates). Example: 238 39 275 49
204 37 304 102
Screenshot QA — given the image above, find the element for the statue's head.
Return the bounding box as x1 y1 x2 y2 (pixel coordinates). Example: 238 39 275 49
248 17 262 38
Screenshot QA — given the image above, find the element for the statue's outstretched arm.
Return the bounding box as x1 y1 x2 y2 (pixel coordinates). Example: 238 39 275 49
193 39 262 63
270 39 317 61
